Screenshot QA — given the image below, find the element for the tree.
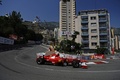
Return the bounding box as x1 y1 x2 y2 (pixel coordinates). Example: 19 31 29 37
95 45 108 54
35 33 43 41
0 11 36 44
9 11 23 35
71 31 79 42
0 15 14 37
26 29 36 41
55 40 82 54
0 11 24 37
0 11 44 44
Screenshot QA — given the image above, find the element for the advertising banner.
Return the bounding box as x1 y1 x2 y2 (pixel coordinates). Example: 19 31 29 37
0 37 14 45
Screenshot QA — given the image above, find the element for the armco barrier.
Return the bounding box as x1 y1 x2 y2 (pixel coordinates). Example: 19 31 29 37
82 55 91 60
0 44 26 52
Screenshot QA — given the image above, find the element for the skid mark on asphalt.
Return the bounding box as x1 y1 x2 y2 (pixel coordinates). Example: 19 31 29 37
0 62 21 74
21 54 31 60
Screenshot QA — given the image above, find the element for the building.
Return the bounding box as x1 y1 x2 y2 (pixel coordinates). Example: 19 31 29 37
75 9 111 53
59 0 76 40
110 27 120 54
54 28 59 39
113 27 120 50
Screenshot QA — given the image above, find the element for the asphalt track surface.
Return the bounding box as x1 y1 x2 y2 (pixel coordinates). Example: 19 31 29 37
0 44 120 80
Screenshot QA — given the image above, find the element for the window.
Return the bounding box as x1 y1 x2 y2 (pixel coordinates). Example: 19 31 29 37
91 16 96 20
91 29 97 33
91 23 97 27
91 42 97 46
91 36 97 40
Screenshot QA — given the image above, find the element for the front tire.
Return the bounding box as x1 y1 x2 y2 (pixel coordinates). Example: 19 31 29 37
36 58 45 65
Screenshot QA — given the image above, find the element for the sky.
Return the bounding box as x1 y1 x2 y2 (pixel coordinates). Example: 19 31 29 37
0 0 120 27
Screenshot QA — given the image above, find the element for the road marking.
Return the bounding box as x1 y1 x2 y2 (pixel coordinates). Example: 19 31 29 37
40 45 48 49
45 68 54 71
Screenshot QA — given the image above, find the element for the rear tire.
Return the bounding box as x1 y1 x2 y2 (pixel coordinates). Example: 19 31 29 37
72 60 79 68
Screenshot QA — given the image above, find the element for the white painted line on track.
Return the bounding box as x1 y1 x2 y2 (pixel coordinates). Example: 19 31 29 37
40 45 48 49
77 70 120 73
45 68 54 71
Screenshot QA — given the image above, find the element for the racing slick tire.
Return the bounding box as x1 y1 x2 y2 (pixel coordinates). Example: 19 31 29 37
72 60 79 68
36 58 45 65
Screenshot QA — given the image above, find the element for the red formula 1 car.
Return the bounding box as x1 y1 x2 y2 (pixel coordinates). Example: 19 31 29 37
36 52 68 66
36 52 88 69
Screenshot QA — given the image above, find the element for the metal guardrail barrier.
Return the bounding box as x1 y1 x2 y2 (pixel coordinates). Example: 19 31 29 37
0 44 26 52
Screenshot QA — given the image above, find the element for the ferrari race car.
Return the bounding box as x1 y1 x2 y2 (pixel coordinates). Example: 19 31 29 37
36 52 88 69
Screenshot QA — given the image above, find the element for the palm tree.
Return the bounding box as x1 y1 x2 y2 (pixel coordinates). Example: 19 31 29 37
71 31 79 42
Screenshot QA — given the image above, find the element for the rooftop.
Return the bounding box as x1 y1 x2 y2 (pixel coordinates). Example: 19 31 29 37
78 9 108 15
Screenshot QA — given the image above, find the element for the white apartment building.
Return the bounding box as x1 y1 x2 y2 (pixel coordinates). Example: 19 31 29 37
113 28 120 50
59 0 76 40
75 9 111 53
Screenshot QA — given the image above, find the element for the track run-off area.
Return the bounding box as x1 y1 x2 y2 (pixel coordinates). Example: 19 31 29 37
0 44 120 80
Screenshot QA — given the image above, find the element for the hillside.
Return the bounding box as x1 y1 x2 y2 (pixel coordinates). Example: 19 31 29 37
23 21 59 30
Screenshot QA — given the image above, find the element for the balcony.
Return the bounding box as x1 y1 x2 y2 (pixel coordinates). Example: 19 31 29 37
82 39 89 43
99 32 108 36
82 43 89 49
100 37 108 42
100 45 108 48
81 32 89 36
100 33 108 36
100 42 108 47
99 19 107 22
81 26 88 30
81 16 88 24
99 26 107 29
81 20 88 24
100 40 108 42
99 30 107 32
98 13 106 16
81 16 88 18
